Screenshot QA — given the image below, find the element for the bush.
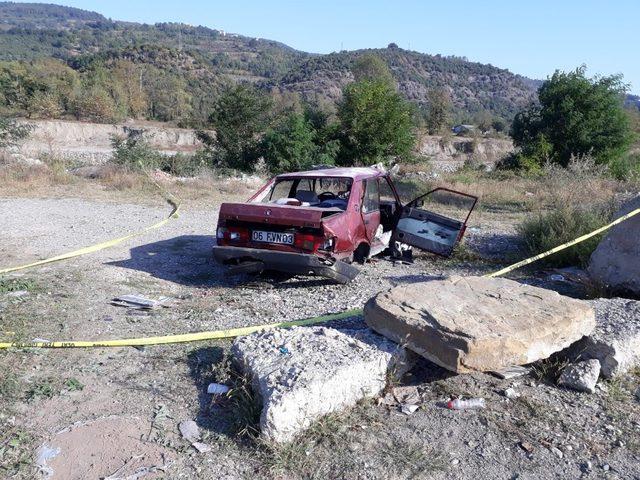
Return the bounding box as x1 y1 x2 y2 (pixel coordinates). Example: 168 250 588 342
111 131 205 176
111 132 163 170
608 153 640 181
517 203 614 267
0 117 33 148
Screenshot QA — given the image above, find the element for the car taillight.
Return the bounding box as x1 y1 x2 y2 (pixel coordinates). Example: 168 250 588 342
294 233 322 252
217 226 249 243
321 237 335 252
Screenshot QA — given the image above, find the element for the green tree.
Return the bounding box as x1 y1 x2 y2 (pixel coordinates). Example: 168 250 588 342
208 84 273 171
337 79 415 165
511 66 633 167
351 54 394 85
0 117 32 148
261 113 320 173
426 87 451 135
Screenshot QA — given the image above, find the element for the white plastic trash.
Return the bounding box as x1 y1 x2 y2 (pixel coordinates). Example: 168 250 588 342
207 383 230 395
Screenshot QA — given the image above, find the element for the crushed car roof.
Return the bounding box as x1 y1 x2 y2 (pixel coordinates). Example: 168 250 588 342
277 167 385 181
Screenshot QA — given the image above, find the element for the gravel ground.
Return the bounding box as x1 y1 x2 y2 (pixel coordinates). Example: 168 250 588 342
1 194 639 479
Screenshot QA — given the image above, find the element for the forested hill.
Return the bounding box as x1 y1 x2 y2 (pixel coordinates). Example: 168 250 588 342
0 2 538 125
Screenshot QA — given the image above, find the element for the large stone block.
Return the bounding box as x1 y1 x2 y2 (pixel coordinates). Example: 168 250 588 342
569 298 640 378
588 195 640 296
364 276 595 373
232 326 414 443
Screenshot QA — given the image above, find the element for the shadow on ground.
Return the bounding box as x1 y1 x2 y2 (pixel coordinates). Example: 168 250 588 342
108 235 338 289
108 235 229 287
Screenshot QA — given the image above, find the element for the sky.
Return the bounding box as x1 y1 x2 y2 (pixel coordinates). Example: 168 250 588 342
47 0 639 93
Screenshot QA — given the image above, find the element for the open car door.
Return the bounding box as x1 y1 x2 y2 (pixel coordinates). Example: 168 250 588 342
393 187 478 257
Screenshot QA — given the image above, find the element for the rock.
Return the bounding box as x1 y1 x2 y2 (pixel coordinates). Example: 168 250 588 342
503 387 520 399
364 276 595 373
192 442 212 453
400 404 419 415
392 386 420 405
178 420 200 443
232 326 415 443
550 446 564 458
588 195 640 295
568 298 640 378
491 365 530 379
557 360 601 393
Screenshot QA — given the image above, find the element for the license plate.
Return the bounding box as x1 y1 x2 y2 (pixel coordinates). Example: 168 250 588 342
251 230 294 245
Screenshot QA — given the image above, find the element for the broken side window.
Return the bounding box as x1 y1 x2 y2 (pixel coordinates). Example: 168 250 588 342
362 179 380 213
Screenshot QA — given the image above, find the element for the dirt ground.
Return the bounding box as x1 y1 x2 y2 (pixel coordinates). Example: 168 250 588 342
1 182 639 480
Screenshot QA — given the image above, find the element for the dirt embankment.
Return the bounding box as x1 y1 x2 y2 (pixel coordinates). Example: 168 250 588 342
15 119 207 164
418 135 514 171
12 119 514 170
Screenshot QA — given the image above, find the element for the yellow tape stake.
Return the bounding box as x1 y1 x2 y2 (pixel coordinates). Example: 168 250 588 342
0 309 362 349
2 206 638 349
0 200 180 275
484 206 640 278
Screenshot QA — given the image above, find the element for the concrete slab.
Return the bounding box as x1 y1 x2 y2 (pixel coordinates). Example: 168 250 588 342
364 276 595 373
232 326 415 443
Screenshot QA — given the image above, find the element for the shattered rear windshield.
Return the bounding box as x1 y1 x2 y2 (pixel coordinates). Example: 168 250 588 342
262 177 352 210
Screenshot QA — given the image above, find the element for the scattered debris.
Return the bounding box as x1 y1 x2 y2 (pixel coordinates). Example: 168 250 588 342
178 420 201 443
400 404 419 415
557 359 601 393
519 441 535 453
503 387 520 399
7 290 29 298
568 297 640 378
392 385 420 405
491 365 530 379
446 398 486 410
365 275 595 373
206 383 230 395
36 444 60 478
191 442 212 453
549 446 564 458
179 420 212 453
232 326 415 442
111 294 172 310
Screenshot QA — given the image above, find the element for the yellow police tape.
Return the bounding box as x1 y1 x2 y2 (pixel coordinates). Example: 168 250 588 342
483 206 640 278
1 206 638 350
0 199 180 275
0 309 362 349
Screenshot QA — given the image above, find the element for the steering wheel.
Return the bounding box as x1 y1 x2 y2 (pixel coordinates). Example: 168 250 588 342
318 191 337 201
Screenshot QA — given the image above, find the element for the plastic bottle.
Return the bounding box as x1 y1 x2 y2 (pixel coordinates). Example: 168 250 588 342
446 398 486 410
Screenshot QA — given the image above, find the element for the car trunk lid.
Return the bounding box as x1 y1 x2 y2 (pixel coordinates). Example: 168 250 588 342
218 202 342 229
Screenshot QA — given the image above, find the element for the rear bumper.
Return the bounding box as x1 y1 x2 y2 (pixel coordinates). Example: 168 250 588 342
212 246 360 284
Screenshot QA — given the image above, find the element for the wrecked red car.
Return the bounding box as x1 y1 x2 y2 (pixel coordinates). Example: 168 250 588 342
213 167 477 283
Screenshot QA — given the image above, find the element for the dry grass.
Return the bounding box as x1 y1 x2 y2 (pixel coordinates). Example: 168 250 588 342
1 154 636 219
0 160 257 205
